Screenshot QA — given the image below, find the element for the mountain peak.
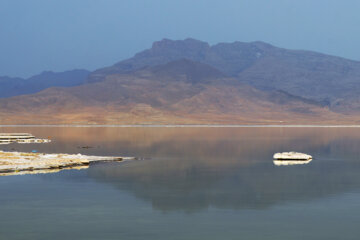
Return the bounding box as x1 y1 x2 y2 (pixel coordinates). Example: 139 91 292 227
250 41 274 48
151 38 210 50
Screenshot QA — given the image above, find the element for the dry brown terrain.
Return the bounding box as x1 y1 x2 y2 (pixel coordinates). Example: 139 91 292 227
0 63 356 125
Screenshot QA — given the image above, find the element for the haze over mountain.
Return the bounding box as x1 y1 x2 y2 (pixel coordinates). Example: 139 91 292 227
0 69 90 98
89 38 360 113
0 39 359 125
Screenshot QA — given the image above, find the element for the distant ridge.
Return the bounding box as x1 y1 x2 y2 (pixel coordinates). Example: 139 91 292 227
0 69 90 98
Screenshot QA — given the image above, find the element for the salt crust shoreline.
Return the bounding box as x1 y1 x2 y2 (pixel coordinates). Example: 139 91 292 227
1 125 360 128
0 151 135 176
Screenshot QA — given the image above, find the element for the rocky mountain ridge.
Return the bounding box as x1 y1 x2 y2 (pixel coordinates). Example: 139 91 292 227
88 38 360 113
1 38 360 124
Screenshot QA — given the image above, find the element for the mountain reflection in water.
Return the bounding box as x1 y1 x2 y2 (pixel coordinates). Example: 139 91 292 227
1 127 360 213
88 152 360 212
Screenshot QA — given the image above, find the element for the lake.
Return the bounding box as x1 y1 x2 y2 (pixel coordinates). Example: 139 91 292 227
0 127 360 240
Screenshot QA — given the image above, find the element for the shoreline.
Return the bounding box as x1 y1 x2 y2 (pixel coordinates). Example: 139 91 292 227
2 124 360 128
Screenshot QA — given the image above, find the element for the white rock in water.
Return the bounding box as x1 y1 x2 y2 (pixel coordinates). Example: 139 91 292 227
273 152 312 160
0 150 135 176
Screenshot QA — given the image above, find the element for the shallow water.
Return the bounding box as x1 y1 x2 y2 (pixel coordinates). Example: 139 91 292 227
1 127 360 240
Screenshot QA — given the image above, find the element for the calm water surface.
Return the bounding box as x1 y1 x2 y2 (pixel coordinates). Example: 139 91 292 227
0 127 360 240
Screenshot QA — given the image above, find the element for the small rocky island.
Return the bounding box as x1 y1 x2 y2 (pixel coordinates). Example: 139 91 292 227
273 152 312 166
273 152 312 160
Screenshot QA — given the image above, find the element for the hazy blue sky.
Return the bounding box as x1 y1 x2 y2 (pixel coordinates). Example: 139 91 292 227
1 0 359 77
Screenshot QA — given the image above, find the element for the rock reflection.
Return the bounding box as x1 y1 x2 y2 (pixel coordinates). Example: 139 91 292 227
0 165 88 176
273 159 312 166
82 128 360 213
88 155 360 212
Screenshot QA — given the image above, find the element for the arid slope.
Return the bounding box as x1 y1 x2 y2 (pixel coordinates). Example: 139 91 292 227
0 59 353 125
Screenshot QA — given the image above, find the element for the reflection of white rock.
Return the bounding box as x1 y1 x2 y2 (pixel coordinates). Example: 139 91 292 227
273 159 312 166
0 133 51 144
273 152 312 160
0 166 89 176
16 138 51 144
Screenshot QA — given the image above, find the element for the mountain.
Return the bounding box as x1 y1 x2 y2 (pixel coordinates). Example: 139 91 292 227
0 69 90 98
0 59 350 125
88 38 360 113
1 38 360 125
